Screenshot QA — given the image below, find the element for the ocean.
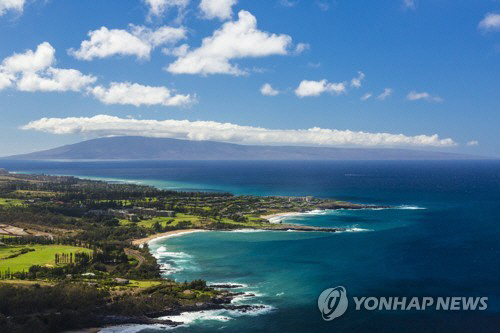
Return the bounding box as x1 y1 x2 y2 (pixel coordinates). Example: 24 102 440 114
1 160 499 332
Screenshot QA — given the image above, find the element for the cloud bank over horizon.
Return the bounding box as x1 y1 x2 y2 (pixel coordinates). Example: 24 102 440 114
21 115 457 148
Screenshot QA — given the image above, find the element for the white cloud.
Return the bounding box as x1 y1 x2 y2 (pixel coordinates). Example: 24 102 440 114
317 2 330 11
479 13 500 32
307 62 321 68
406 90 443 102
377 88 392 100
21 115 458 147
294 43 310 54
17 68 96 92
295 79 346 97
361 92 372 101
0 42 96 92
2 42 55 73
132 25 187 48
162 44 190 58
88 82 193 107
350 71 365 88
166 10 293 75
279 0 298 7
466 140 479 147
69 25 186 61
143 0 189 17
0 0 25 16
402 0 416 10
199 0 237 20
260 83 279 96
0 71 14 89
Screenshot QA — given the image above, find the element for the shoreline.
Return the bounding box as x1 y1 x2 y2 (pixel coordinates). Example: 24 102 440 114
260 210 329 223
260 211 302 221
132 229 205 246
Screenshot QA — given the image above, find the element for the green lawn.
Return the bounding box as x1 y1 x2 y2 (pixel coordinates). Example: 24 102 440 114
0 245 93 273
0 279 53 286
127 280 164 288
0 198 24 206
137 213 205 228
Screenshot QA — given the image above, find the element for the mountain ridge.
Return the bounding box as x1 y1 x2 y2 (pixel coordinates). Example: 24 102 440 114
3 136 487 160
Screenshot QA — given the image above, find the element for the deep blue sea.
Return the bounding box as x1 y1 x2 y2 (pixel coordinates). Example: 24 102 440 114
1 160 500 332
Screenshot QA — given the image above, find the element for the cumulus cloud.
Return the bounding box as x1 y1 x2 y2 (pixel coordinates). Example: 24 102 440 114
2 42 55 73
279 0 298 7
377 88 392 100
0 42 96 92
143 0 189 17
466 140 479 147
21 115 457 147
0 71 14 89
406 90 442 102
479 13 500 32
295 79 346 97
88 82 194 107
350 71 365 88
166 10 293 75
69 25 186 61
402 0 416 10
260 83 279 96
361 92 372 101
294 43 310 54
199 0 237 20
17 68 96 92
0 0 25 16
317 2 330 11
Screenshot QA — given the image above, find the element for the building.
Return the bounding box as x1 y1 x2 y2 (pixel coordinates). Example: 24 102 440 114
126 214 140 223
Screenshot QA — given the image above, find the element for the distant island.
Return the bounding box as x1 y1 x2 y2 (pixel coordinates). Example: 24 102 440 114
2 136 485 160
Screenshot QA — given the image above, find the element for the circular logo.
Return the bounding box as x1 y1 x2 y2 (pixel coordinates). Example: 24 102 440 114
318 286 348 321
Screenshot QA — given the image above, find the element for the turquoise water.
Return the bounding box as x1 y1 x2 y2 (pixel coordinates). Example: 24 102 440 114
1 160 500 332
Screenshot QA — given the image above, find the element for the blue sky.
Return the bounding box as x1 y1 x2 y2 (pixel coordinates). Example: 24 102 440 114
1 0 499 156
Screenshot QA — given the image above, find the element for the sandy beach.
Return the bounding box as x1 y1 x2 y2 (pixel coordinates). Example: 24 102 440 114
131 229 205 246
260 212 302 223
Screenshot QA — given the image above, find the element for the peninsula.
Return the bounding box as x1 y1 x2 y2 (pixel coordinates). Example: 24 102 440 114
0 170 386 332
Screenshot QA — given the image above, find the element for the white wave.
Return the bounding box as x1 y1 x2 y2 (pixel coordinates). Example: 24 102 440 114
159 263 183 275
155 250 192 259
148 230 208 245
395 205 426 210
227 229 267 233
99 324 173 333
351 205 426 211
99 306 275 332
208 282 248 289
160 310 233 324
231 291 265 303
267 209 336 224
344 227 372 232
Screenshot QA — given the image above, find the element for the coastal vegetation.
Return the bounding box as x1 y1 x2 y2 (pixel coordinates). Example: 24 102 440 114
0 170 382 332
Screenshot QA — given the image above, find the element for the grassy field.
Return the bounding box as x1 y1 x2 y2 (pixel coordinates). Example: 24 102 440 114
15 190 57 197
0 245 93 273
0 279 53 286
126 280 164 289
120 213 206 228
0 198 24 206
119 212 268 230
